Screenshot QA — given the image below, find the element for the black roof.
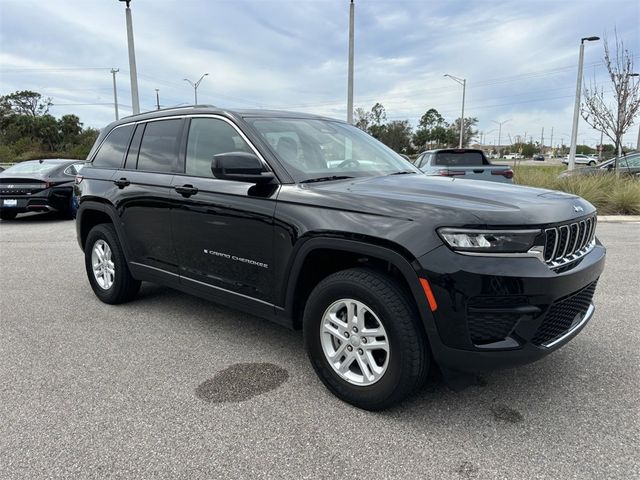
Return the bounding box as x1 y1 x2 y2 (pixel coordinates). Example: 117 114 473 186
115 105 340 127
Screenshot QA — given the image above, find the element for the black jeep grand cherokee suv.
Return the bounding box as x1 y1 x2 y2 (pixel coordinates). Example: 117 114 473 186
76 106 605 410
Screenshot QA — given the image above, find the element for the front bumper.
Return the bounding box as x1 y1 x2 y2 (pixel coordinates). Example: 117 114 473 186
416 240 606 372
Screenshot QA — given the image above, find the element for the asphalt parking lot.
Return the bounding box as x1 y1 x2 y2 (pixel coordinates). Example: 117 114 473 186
1 214 639 479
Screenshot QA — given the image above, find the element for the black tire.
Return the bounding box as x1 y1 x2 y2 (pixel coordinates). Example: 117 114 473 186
0 210 18 220
588 161 596 166
85 223 141 304
303 268 429 410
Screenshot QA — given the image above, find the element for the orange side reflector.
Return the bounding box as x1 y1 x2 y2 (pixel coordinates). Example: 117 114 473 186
419 278 438 312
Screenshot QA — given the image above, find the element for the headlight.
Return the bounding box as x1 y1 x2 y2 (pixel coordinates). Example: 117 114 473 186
438 228 541 253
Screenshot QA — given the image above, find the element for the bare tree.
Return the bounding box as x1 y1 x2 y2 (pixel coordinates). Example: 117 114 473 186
581 33 640 164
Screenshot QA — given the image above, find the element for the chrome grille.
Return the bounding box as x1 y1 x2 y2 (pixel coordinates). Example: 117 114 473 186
543 216 596 268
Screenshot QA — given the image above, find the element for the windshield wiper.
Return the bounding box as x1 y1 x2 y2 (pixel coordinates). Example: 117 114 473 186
389 170 417 175
300 175 355 184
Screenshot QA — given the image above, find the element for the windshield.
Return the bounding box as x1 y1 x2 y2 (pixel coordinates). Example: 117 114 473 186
246 117 418 182
2 161 61 175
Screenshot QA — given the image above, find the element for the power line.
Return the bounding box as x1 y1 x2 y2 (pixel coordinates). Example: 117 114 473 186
51 102 132 109
0 66 113 72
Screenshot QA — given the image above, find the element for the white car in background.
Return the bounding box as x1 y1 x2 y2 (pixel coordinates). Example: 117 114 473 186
562 154 598 166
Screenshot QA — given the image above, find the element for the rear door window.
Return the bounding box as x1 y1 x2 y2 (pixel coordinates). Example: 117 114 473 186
92 125 134 168
137 119 183 173
624 155 640 167
434 151 485 166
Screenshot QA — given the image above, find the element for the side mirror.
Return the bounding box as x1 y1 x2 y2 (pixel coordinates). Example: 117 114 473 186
211 152 275 184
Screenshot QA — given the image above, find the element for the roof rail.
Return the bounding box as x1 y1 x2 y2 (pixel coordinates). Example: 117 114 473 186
122 104 218 119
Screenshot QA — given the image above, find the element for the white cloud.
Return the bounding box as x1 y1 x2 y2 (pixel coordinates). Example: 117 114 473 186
0 0 637 147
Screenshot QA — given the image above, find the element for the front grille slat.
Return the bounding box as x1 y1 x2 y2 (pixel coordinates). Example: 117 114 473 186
543 214 597 270
568 223 578 256
543 228 558 262
584 218 592 247
555 225 570 260
577 220 586 250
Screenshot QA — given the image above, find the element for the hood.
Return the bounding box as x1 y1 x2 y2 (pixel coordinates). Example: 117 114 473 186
304 174 595 227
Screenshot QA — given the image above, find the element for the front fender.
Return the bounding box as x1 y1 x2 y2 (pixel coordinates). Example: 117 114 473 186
281 236 439 345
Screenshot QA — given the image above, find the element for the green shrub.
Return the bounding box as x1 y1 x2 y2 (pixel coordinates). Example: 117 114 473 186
606 180 640 214
514 165 640 215
0 144 15 162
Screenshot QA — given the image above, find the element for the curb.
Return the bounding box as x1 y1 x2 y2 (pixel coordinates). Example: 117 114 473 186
597 215 640 223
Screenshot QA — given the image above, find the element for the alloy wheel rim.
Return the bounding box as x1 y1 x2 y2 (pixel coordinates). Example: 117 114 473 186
91 239 115 290
320 298 390 386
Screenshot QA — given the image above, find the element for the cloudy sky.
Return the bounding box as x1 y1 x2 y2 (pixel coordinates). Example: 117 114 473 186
1 0 638 147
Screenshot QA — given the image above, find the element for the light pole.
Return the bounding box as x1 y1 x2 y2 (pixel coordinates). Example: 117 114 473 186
184 73 209 105
568 36 599 170
110 68 119 120
118 0 140 115
347 0 355 124
482 129 497 146
155 89 160 110
444 74 466 148
492 119 510 158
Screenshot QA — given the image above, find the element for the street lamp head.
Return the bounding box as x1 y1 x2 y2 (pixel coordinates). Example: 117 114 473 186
581 36 600 43
118 0 131 7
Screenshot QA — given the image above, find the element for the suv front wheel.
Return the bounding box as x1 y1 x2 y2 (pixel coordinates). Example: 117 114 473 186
85 224 141 304
303 268 429 410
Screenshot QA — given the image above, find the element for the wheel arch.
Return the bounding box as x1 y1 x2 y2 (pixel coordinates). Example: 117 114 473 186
76 201 131 262
282 237 437 340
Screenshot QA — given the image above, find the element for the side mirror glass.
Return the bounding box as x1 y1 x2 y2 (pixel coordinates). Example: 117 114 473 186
211 152 275 184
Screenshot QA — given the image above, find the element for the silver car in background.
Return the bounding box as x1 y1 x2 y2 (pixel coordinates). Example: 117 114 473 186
415 148 514 183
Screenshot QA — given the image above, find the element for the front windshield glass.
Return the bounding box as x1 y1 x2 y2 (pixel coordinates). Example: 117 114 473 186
2 161 60 175
246 117 418 182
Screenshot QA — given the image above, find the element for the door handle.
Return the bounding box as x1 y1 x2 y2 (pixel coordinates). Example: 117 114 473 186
174 184 199 197
114 177 130 188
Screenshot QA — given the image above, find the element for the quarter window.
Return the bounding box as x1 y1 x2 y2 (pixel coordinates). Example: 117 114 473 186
137 119 183 173
185 118 252 177
92 125 134 168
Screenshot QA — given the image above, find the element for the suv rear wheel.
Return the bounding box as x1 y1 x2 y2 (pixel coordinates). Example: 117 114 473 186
85 224 141 304
303 268 429 410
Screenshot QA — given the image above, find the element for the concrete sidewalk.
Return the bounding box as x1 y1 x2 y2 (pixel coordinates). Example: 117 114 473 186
598 215 640 223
